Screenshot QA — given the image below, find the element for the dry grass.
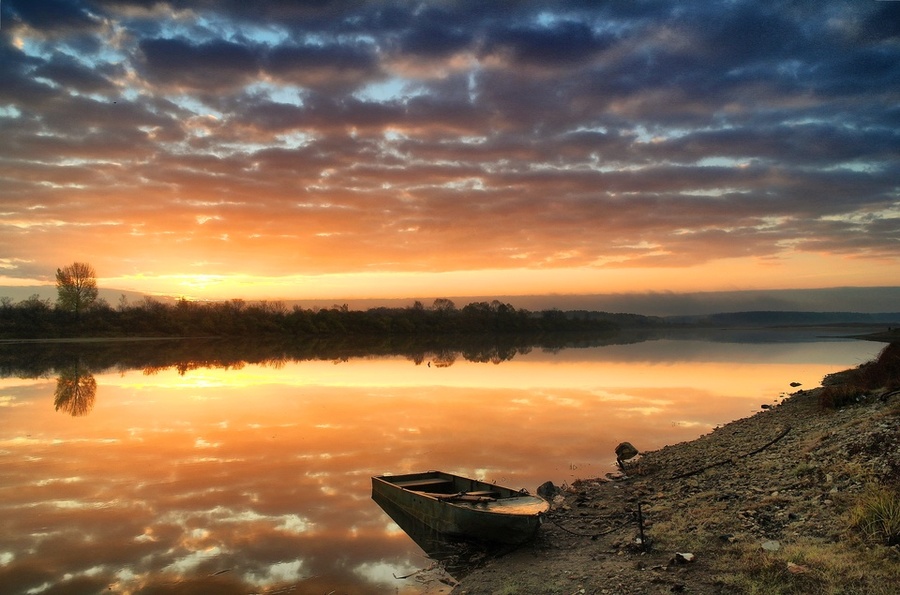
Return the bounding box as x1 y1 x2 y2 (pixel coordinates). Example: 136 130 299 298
707 480 900 593
819 343 900 409
715 538 900 595
851 485 900 547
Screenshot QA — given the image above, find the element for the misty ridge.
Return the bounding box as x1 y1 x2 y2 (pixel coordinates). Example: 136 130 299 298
5 285 900 317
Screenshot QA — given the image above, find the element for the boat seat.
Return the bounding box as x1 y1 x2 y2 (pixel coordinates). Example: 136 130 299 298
394 478 456 492
463 490 501 498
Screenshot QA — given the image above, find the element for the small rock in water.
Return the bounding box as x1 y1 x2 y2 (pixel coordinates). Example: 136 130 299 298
615 442 639 469
537 481 562 500
790 382 802 387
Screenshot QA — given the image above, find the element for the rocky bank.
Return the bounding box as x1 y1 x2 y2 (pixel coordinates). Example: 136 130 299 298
445 358 900 594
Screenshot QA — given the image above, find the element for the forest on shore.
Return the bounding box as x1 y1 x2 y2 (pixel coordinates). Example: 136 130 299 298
7 263 896 340
0 293 658 340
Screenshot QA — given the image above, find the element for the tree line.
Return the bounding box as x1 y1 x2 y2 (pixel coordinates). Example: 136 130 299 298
0 293 629 339
1 262 649 339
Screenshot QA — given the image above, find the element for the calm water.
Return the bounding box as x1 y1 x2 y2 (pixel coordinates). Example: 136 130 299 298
0 332 883 594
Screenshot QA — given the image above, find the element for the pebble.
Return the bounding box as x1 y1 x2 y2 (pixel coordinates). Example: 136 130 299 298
761 540 781 552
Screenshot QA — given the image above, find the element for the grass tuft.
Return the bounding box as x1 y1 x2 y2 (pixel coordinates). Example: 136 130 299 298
851 485 900 547
716 538 900 595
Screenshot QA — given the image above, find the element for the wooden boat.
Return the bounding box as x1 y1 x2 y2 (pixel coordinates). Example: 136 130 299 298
371 470 549 544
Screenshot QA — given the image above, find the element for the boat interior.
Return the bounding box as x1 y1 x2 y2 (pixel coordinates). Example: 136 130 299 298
391 476 502 500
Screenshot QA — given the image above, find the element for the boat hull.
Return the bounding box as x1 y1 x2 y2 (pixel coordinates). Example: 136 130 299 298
372 471 548 544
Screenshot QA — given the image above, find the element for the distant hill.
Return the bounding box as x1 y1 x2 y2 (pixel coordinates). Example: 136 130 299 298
278 286 900 317
666 311 900 327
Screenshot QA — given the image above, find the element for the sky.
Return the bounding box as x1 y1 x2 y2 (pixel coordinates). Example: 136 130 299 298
1 0 899 303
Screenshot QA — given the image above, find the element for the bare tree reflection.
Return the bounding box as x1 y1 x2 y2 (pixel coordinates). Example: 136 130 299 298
54 365 97 416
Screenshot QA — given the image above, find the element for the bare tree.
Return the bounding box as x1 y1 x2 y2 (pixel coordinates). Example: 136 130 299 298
56 262 99 315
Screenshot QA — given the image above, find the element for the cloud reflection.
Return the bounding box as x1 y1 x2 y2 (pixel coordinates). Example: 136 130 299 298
0 337 884 593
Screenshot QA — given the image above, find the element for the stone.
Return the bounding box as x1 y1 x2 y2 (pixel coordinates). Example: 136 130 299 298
790 382 802 387
615 442 639 470
537 480 562 500
615 441 639 460
761 540 781 552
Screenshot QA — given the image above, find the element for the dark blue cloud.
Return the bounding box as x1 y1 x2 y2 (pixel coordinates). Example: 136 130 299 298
857 3 900 43
0 40 60 106
4 0 98 32
138 38 262 90
483 19 615 67
265 42 382 90
33 52 117 93
397 22 473 58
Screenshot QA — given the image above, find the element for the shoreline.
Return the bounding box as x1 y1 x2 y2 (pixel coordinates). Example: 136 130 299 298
451 364 900 594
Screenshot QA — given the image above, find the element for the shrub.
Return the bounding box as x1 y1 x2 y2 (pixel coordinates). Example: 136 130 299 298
858 342 900 391
818 383 860 409
819 343 900 409
851 486 900 546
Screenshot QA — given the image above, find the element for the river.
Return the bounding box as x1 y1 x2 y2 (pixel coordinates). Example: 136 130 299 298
0 330 884 594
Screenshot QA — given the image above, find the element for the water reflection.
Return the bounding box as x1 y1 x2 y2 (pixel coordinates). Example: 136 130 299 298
0 333 580 380
0 333 884 594
53 364 97 416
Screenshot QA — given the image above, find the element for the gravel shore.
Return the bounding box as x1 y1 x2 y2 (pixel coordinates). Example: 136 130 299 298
449 367 900 594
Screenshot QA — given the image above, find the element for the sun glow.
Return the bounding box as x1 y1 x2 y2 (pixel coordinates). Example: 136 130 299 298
101 252 900 303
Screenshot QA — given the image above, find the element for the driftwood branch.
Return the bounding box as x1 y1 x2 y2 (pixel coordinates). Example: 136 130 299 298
665 425 792 481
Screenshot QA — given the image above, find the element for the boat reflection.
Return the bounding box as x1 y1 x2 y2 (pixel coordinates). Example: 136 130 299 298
372 491 509 586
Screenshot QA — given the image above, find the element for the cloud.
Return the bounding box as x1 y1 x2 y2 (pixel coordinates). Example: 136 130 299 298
138 37 263 91
481 19 615 69
33 52 118 93
0 0 897 291
4 0 99 33
265 42 382 91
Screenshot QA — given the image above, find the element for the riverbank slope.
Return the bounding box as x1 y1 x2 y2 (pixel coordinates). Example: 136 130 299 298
452 348 900 594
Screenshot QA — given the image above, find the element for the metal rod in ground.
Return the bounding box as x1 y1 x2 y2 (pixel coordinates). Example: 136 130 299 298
636 502 646 550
